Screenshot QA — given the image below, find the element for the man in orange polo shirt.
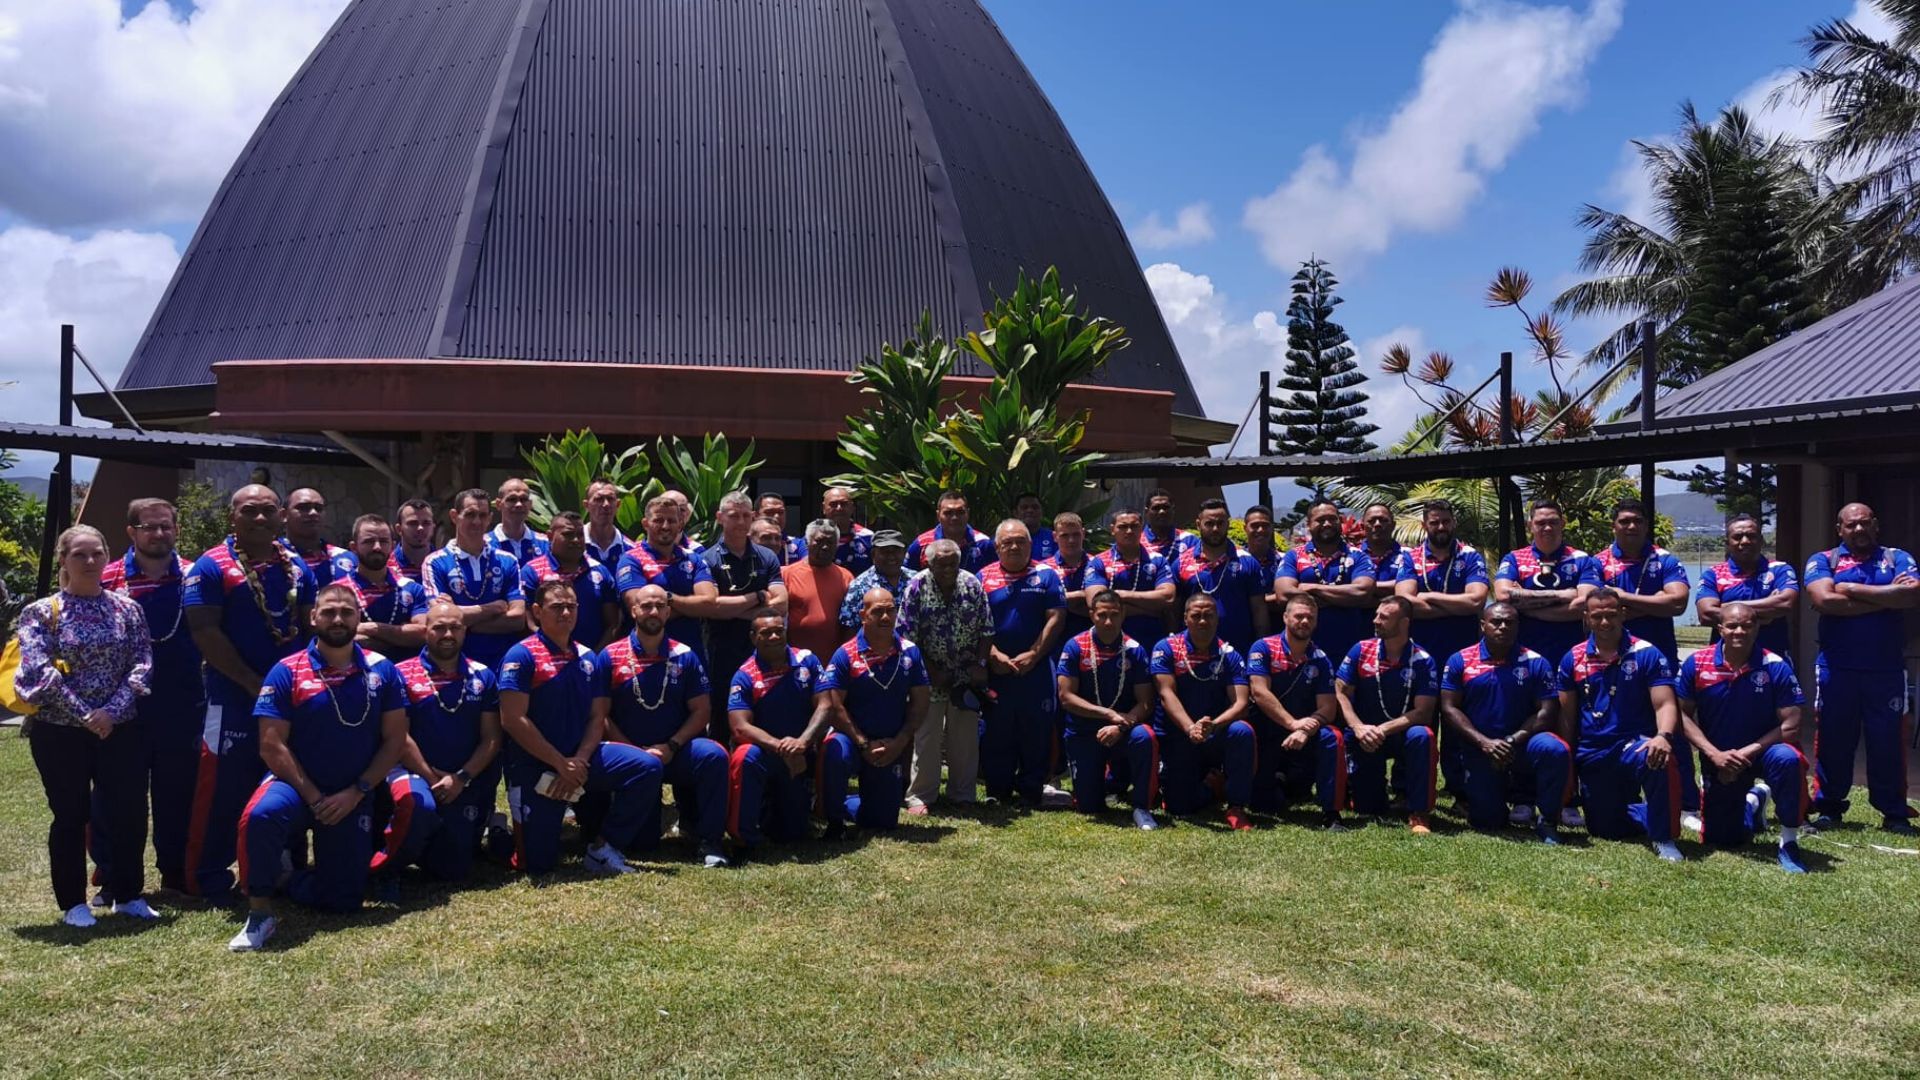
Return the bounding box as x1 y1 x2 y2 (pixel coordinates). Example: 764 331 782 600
781 520 854 662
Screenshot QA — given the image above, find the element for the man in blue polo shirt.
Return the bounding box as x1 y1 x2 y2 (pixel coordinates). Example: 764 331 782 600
980 519 1067 806
1334 596 1440 833
183 484 318 902
822 486 875 575
282 487 353 583
727 611 839 853
391 498 439 584
342 514 428 656
618 494 718 663
583 479 632 567
1695 514 1799 660
385 598 502 882
1090 509 1176 649
1152 593 1256 830
906 490 997 573
1439 601 1570 841
423 488 526 670
486 478 549 566
1175 498 1268 653
229 583 409 951
1803 502 1920 833
1359 502 1410 601
1241 504 1284 631
1041 512 1103 643
1246 594 1342 824
821 587 931 832
1676 603 1810 872
1557 587 1684 861
497 580 662 877
1015 493 1058 562
1394 500 1491 796
1277 501 1378 670
520 511 619 651
1141 488 1197 558
600 584 730 869
756 493 808 564
1494 499 1597 669
701 492 788 740
1056 589 1157 829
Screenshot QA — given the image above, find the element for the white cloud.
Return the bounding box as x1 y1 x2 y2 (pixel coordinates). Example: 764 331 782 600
0 0 348 228
1144 262 1426 452
1131 202 1215 250
1242 0 1624 270
0 226 180 435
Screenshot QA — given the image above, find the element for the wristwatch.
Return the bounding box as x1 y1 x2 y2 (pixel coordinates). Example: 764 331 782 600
453 767 473 784
355 778 375 796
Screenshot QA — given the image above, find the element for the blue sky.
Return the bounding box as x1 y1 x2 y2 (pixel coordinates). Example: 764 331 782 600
0 0 1883 490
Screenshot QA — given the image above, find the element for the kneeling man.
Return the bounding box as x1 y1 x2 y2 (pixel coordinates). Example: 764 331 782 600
821 588 931 831
1438 601 1570 842
727 611 839 853
1056 589 1158 829
1151 594 1256 830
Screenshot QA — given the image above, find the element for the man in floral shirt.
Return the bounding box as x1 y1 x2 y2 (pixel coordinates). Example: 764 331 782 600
898 539 993 813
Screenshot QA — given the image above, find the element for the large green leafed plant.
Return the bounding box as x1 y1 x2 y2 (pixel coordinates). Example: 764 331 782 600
521 431 762 547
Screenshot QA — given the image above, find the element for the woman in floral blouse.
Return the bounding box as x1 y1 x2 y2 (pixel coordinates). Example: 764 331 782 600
15 525 155 928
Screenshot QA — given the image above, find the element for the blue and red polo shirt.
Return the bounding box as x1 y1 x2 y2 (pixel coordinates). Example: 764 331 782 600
822 631 929 740
1803 545 1918 671
1695 557 1798 657
394 651 498 774
423 541 525 667
1278 543 1378 666
341 566 429 631
1246 632 1334 723
103 550 202 701
1336 638 1439 728
496 633 605 770
1495 544 1600 665
905 523 997 574
184 538 319 700
282 540 354 585
254 643 405 792
1396 541 1491 663
487 524 549 566
1089 547 1174 647
1040 551 1103 642
835 523 876 576
1054 628 1150 738
520 554 617 649
726 647 826 740
616 539 713 656
980 560 1067 656
600 634 708 747
1593 542 1690 659
1149 631 1248 736
1174 543 1265 652
1028 525 1059 563
1676 644 1802 750
1556 634 1674 752
1141 524 1197 559
1441 642 1556 739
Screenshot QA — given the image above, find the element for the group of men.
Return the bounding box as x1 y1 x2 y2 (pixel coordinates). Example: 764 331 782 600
87 478 1916 951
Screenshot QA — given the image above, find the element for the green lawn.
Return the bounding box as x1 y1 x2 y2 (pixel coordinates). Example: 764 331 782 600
2 736 1917 1079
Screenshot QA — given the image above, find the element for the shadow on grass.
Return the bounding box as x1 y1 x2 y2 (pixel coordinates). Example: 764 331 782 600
13 911 177 946
735 821 960 866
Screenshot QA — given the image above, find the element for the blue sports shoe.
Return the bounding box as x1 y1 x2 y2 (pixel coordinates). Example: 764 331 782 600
1777 841 1809 874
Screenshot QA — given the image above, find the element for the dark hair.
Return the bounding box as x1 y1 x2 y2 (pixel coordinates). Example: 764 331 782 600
1183 592 1217 613
450 488 490 514
1015 492 1041 505
1282 592 1320 613
937 489 967 506
1422 499 1456 518
1528 499 1563 518
530 579 574 606
1308 500 1340 517
1725 513 1759 532
1111 507 1142 523
1243 504 1273 521
1148 488 1173 501
1482 600 1517 619
1376 594 1410 618
1610 498 1649 520
1198 497 1228 514
758 492 786 507
549 510 584 530
1087 587 1121 610
126 497 176 526
1364 501 1394 515
588 476 616 490
350 514 391 541
315 581 359 606
396 498 435 519
1585 585 1622 609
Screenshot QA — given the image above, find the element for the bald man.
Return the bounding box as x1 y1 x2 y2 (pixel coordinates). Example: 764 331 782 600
283 487 353 583
820 587 931 832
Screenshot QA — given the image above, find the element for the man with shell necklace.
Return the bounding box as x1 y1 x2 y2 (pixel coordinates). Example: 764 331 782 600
726 610 840 854
183 484 319 902
819 587 931 833
1246 594 1343 824
1276 501 1378 670
1332 596 1440 834
1151 593 1257 831
230 583 409 952
423 488 527 671
1057 588 1158 829
1089 509 1176 651
384 599 503 882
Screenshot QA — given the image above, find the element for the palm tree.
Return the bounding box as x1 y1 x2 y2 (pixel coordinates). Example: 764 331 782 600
1551 104 1823 396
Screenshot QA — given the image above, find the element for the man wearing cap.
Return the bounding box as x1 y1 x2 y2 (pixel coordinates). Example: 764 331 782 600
840 529 912 632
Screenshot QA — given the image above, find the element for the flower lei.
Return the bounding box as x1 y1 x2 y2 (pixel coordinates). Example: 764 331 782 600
230 535 302 645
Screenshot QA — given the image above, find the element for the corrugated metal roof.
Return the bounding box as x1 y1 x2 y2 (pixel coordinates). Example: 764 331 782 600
1653 273 1920 424
117 0 1200 414
0 423 354 466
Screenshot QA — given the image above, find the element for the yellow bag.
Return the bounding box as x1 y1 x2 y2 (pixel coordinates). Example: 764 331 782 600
0 598 62 717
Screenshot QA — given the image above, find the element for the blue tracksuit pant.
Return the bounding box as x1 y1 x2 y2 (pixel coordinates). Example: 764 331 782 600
1457 732 1573 832
633 737 731 849
981 666 1058 802
240 778 374 913
1702 743 1808 847
1161 719 1256 815
820 732 907 830
506 743 661 875
1064 725 1159 813
1813 664 1910 819
368 769 439 876
1577 737 1679 843
1252 723 1346 816
727 743 833 847
1347 724 1437 817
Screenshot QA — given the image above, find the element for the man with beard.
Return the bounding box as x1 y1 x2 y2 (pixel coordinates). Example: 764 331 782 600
487 478 549 566
341 515 428 655
1439 602 1570 841
727 610 840 852
390 498 438 583
1333 597 1440 833
1276 501 1378 666
282 487 353 583
1394 499 1490 794
1152 594 1256 830
230 583 409 951
617 495 718 663
1246 595 1343 823
386 599 503 882
1174 499 1267 653
1057 589 1158 829
183 485 318 902
423 489 527 670
1493 500 1598 668
520 511 620 651
1360 502 1410 599
820 587 931 832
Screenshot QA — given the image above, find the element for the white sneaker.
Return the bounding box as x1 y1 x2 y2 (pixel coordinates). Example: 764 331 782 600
662 803 681 840
112 898 160 920
61 904 97 929
1653 841 1685 863
1132 808 1159 831
228 913 278 952
1508 804 1537 827
1560 806 1586 829
1041 784 1073 809
1749 781 1772 833
1681 812 1704 837
697 841 730 869
584 842 640 875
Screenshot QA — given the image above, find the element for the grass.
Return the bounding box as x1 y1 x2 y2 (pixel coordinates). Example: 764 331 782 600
3 737 1918 1078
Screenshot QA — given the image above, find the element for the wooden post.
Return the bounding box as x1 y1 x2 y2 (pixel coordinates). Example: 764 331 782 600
1257 371 1273 511
1639 321 1657 515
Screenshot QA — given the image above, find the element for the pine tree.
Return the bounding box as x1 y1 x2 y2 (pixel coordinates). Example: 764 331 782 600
1273 257 1377 457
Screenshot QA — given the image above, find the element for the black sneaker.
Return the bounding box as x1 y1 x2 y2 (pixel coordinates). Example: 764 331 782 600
1883 817 1919 836
821 821 848 842
1321 814 1348 833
